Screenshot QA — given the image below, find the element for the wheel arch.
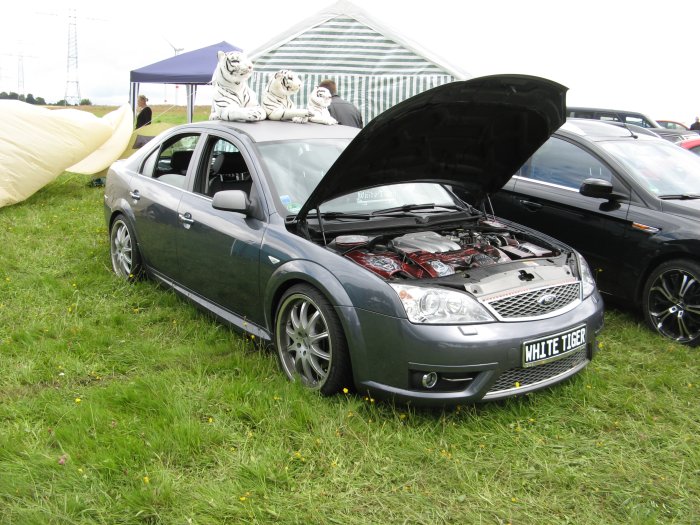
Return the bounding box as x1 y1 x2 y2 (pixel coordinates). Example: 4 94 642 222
635 248 700 306
107 205 146 264
264 259 355 331
263 260 370 381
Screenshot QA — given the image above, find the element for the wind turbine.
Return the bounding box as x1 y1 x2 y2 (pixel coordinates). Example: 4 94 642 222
164 37 184 56
163 37 184 104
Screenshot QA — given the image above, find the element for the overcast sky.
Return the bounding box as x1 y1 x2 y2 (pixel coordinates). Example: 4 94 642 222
2 0 699 124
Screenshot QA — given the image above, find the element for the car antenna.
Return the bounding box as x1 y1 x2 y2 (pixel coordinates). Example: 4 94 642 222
621 121 638 139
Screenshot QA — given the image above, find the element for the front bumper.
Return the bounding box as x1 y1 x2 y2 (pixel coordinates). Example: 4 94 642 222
340 292 604 406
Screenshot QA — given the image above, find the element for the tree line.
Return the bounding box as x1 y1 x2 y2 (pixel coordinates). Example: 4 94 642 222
0 92 92 106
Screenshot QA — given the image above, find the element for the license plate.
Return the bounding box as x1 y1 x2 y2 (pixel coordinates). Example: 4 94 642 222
522 325 587 367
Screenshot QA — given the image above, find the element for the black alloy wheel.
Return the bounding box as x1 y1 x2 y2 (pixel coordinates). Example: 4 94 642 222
643 259 700 346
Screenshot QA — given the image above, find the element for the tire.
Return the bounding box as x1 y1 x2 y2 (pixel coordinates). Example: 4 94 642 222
109 215 143 281
642 259 700 346
274 284 351 395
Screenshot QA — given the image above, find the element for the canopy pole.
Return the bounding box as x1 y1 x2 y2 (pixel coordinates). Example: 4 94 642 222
187 84 197 123
129 83 139 127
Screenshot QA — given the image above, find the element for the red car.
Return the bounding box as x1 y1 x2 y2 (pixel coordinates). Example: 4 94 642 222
679 137 700 155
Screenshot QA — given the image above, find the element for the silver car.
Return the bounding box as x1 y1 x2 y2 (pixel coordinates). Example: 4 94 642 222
104 75 604 405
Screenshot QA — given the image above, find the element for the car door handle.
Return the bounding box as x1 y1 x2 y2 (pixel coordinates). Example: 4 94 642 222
519 199 542 211
178 212 195 225
129 190 141 201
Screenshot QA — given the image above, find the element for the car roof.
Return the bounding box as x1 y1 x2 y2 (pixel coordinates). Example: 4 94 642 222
567 105 649 116
183 119 360 143
560 118 663 141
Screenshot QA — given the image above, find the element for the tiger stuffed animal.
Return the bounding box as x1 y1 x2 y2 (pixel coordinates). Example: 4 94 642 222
307 86 337 125
209 51 265 122
261 70 310 123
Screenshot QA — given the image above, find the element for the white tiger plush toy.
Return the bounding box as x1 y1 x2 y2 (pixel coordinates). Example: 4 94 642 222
307 86 337 125
261 70 310 123
210 51 265 122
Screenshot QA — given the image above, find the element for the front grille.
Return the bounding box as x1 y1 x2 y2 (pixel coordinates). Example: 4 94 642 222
484 282 581 319
483 348 588 399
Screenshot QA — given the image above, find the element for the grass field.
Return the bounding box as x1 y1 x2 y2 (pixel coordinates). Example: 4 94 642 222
63 104 212 123
0 110 699 524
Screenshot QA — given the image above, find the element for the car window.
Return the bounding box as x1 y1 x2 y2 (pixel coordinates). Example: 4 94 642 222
519 137 613 189
257 139 349 214
598 113 621 123
600 139 700 195
324 183 456 214
624 115 655 128
194 137 252 198
144 134 200 188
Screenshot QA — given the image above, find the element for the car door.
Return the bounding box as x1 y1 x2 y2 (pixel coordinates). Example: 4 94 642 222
173 134 266 326
129 133 200 278
492 135 633 296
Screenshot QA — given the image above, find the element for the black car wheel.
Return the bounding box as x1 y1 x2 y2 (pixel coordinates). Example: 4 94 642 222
110 215 142 281
643 259 700 346
274 284 351 394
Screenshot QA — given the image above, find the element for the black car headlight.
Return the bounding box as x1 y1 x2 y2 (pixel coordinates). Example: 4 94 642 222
390 284 495 324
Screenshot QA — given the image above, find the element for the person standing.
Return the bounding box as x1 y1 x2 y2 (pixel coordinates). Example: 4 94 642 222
319 79 363 128
135 94 152 129
690 117 700 131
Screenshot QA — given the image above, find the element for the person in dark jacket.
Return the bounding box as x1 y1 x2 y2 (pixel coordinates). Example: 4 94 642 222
319 79 363 128
135 94 152 129
691 117 700 131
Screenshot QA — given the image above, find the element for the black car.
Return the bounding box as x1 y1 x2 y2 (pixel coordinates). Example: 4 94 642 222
491 118 700 345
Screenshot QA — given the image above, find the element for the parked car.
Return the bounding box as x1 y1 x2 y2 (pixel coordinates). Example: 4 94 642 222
567 106 696 143
104 75 604 405
491 118 700 345
679 136 700 155
656 119 691 131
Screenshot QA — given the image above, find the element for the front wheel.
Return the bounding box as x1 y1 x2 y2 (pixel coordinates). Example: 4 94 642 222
642 259 700 346
110 215 143 281
274 284 351 395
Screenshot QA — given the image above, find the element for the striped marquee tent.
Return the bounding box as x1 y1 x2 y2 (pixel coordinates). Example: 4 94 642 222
248 0 469 125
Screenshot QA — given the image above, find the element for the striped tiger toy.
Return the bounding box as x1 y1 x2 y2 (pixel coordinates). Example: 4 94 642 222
307 86 337 125
261 70 310 123
209 51 265 122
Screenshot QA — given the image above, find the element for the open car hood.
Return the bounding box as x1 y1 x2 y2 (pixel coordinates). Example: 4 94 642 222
297 74 567 221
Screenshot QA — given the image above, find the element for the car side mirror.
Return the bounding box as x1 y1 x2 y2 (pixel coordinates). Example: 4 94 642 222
579 178 614 199
212 190 251 214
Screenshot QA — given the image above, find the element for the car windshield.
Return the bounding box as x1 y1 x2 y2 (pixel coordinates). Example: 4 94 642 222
257 139 457 215
600 139 700 196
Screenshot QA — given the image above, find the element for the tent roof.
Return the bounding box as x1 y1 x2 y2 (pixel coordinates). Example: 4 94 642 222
248 0 469 79
130 41 241 84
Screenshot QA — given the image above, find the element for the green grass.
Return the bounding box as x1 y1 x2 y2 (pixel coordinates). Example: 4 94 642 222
1 172 699 524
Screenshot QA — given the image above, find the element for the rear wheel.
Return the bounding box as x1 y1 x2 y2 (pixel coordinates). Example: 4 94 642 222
643 259 700 346
110 215 142 281
274 284 351 395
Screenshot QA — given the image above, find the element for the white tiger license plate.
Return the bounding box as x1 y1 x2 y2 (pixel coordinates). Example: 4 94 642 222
522 325 587 367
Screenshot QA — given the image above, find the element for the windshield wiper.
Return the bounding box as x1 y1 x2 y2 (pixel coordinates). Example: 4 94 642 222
305 210 371 220
658 193 700 200
370 203 464 216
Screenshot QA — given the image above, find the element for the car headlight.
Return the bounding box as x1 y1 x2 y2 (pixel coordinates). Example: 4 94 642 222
389 284 495 324
576 252 597 299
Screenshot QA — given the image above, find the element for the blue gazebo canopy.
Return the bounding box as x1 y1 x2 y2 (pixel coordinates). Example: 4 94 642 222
129 41 241 122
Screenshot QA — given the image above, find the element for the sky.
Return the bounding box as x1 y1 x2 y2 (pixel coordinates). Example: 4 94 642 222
2 0 699 125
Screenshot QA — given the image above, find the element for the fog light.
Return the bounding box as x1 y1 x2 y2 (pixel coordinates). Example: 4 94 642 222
421 372 438 389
